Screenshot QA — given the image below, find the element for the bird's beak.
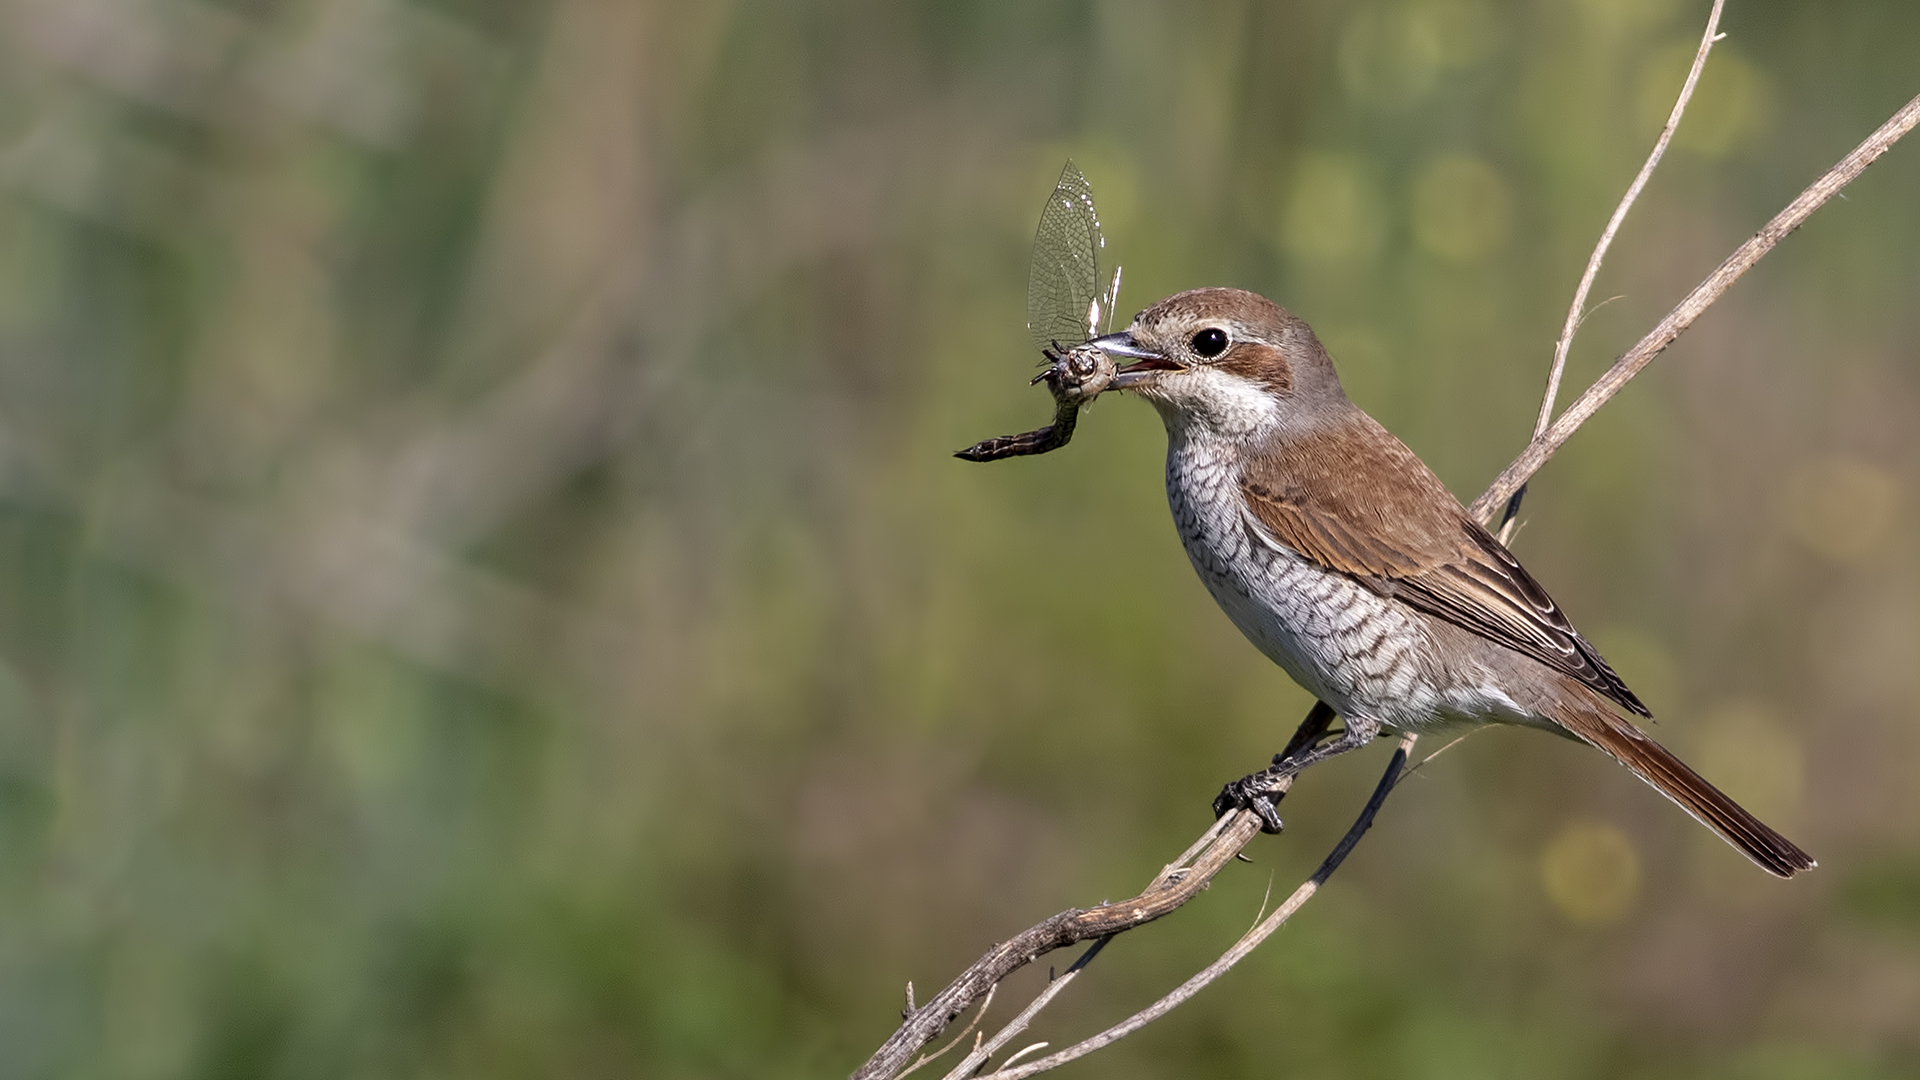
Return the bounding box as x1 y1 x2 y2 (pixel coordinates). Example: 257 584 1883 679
1091 332 1182 388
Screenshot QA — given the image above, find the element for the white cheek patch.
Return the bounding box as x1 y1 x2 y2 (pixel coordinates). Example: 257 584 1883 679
1157 369 1281 438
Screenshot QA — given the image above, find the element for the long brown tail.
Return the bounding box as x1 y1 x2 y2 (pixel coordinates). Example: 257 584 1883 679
1553 703 1815 878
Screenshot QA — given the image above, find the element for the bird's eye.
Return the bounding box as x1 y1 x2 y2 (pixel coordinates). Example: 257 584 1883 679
1191 327 1229 358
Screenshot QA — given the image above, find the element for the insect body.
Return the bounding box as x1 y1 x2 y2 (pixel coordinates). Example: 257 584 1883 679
954 341 1114 461
956 161 1121 462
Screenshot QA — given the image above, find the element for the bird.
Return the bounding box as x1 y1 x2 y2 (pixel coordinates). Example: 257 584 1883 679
1088 286 1814 878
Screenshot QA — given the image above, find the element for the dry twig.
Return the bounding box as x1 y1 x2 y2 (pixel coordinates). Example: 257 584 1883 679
937 939 1107 1080
971 735 1416 1080
897 984 997 1079
850 796 1271 1080
1536 0 1726 442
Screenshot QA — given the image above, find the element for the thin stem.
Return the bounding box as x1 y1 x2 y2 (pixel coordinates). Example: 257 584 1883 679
900 985 999 1079
1499 0 1726 543
940 939 1109 1080
1537 0 1725 442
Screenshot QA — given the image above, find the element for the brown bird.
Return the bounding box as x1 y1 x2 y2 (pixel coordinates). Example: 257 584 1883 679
1091 287 1813 878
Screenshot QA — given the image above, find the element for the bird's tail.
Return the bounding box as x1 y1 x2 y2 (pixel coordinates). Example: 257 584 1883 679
1552 700 1815 878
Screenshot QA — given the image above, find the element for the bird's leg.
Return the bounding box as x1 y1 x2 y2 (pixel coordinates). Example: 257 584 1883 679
1212 704 1381 833
1273 700 1339 763
1211 701 1336 830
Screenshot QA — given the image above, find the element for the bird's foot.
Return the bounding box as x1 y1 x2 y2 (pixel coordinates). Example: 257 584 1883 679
1213 764 1290 834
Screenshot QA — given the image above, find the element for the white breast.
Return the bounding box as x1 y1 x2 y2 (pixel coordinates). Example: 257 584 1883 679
1164 435 1474 729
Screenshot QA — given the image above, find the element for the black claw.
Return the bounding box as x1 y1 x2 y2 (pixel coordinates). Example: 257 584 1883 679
1213 775 1287 834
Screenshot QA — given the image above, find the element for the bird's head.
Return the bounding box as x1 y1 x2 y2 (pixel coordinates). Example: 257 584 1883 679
1093 287 1349 439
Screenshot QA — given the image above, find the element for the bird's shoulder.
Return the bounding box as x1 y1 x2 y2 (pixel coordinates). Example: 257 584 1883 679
1236 412 1466 577
1236 414 1650 717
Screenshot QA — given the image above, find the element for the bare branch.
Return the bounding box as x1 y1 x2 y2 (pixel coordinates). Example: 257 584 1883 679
996 1044 1051 1070
1499 0 1723 541
906 708 1331 1079
1471 90 1920 522
939 939 1108 1080
973 735 1418 1080
851 704 1333 1080
848 807 1267 1080
1537 0 1725 442
898 984 998 1079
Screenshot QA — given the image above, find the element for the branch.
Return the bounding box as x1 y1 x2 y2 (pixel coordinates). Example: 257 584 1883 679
1536 0 1725 443
849 808 1266 1080
1501 0 1724 541
1472 89 1920 523
852 701 1335 1080
936 938 1107 1080
973 735 1416 1080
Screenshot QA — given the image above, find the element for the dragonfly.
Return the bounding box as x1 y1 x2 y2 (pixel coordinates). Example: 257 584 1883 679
956 160 1124 462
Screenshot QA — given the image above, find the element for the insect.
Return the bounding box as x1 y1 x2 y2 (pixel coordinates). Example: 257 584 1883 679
955 160 1122 462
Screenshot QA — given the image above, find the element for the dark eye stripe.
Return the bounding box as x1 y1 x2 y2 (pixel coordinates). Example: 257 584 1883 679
1214 342 1293 394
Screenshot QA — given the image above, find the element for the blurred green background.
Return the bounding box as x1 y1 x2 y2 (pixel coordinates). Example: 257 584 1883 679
0 1 1916 1077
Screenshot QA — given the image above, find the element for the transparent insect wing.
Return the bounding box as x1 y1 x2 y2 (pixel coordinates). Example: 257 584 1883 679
1026 160 1104 354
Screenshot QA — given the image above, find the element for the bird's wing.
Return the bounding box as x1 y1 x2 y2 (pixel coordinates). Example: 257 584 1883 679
1238 418 1650 718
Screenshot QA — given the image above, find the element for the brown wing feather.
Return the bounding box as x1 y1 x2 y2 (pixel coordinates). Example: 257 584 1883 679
1381 522 1648 717
1240 413 1649 718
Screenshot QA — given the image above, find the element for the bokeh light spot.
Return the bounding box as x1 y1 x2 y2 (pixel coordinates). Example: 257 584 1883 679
1578 0 1680 34
1589 626 1679 716
1541 820 1641 926
1638 42 1773 158
1339 8 1441 108
1411 154 1510 263
1279 152 1386 266
1694 699 1804 825
1781 455 1904 563
1336 0 1502 107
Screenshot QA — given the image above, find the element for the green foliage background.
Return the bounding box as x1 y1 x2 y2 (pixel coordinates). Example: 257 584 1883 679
0 1 1917 1077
